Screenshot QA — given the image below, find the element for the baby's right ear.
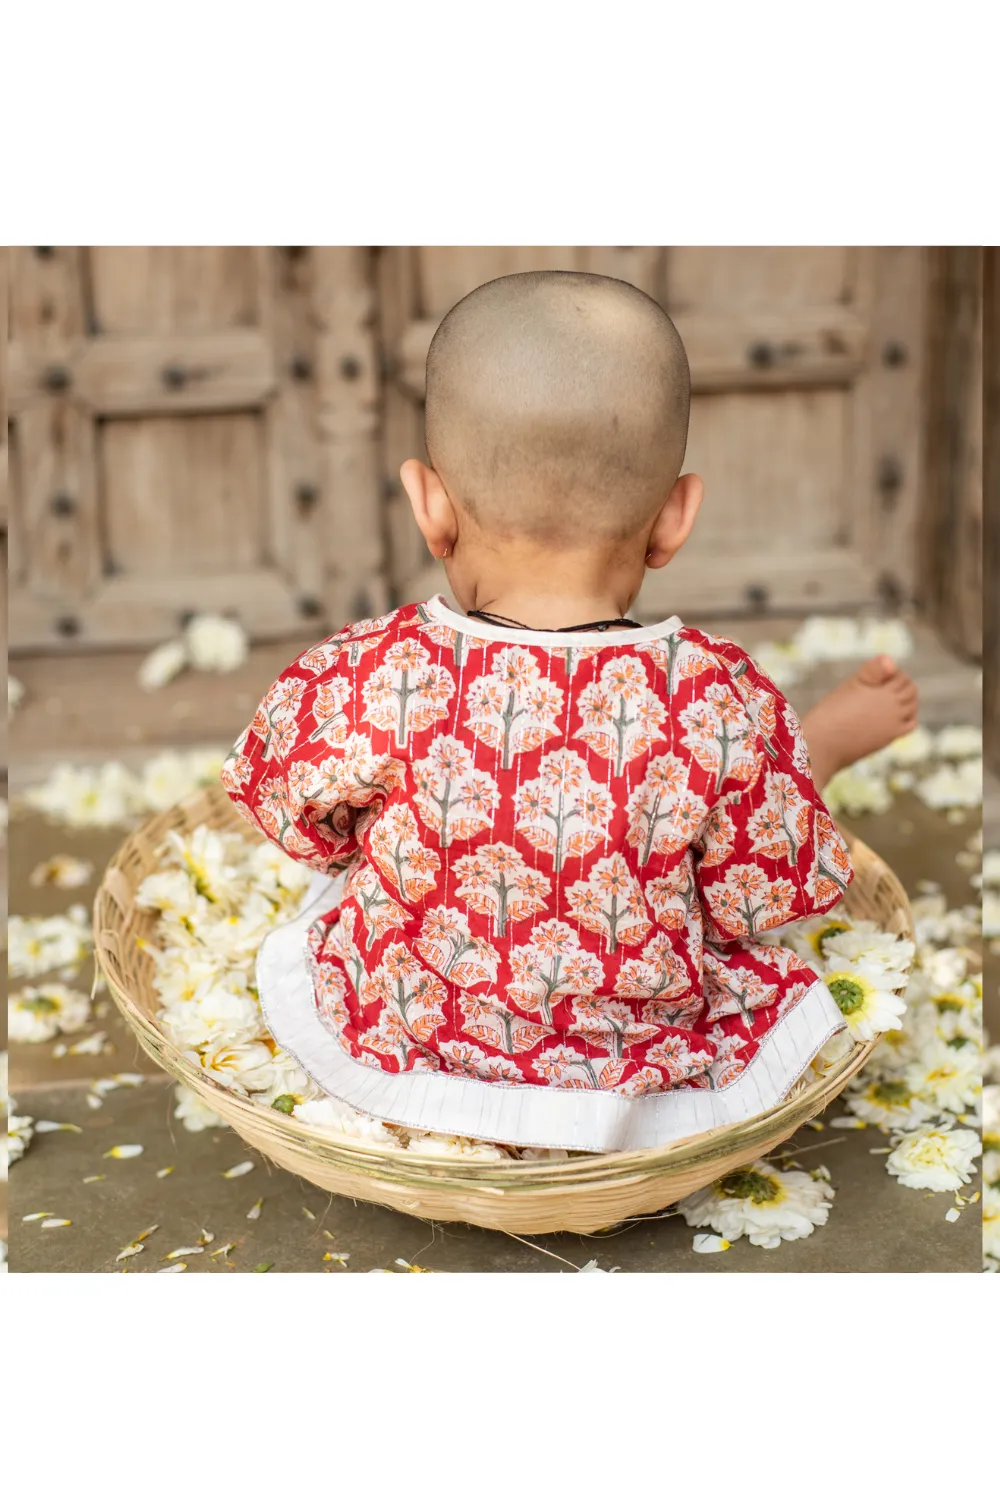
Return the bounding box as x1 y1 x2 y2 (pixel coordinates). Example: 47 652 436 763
400 460 457 561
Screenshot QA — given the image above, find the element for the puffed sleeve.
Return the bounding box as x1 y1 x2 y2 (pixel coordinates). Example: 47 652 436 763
689 659 854 942
220 653 405 876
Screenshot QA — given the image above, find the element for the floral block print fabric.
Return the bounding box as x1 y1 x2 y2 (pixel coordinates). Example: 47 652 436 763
224 596 853 1103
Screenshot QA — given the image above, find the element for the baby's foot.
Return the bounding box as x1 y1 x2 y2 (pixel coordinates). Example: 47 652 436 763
801 656 919 788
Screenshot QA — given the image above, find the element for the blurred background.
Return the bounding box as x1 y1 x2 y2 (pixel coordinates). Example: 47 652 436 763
1 246 991 1273
1 245 986 785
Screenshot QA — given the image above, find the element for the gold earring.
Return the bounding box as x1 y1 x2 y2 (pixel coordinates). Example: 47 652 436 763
442 546 450 559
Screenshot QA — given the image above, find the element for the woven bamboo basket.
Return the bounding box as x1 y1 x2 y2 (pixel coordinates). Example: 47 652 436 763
95 785 913 1236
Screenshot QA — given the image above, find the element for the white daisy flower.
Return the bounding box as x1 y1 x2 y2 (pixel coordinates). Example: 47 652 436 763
187 1038 276 1094
405 1132 509 1161
846 1078 935 1131
792 615 864 662
934 725 982 761
983 890 1000 941
8 907 92 979
162 984 262 1051
138 638 188 692
293 1097 407 1150
5 1110 34 1168
9 983 92 1042
822 960 908 1041
253 1050 319 1107
821 763 893 818
23 761 143 829
857 617 913 660
885 726 934 766
916 759 982 811
982 850 1000 888
822 926 915 976
982 1087 1000 1186
885 1126 981 1192
139 750 205 811
905 1038 981 1116
28 854 94 890
184 614 248 674
676 1160 834 1249
174 1083 226 1133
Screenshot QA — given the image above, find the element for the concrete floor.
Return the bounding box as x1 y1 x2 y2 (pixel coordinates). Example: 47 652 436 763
5 793 983 1274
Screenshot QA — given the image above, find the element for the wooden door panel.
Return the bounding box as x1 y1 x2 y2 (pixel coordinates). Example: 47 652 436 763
8 246 388 652
381 245 925 623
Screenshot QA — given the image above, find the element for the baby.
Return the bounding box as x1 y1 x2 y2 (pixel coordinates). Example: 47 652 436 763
223 270 918 1152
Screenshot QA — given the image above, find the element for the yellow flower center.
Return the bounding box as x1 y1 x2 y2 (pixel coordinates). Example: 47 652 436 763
717 1168 785 1205
809 920 850 957
826 972 871 1016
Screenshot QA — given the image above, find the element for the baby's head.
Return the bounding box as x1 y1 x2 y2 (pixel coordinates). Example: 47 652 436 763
401 271 702 605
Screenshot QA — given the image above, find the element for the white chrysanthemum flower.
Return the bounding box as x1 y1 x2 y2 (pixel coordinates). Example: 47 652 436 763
148 945 233 1008
139 751 204 811
916 759 982 811
6 1109 34 1168
885 1125 981 1192
822 763 893 817
246 840 313 900
677 1160 834 1249
846 1078 935 1130
983 1185 1000 1270
174 1083 226 1133
28 853 94 890
935 725 982 761
982 850 1000 888
138 638 188 692
165 826 245 907
253 1049 320 1107
885 725 934 766
136 868 213 924
8 908 92 980
184 613 248 673
812 1027 855 1074
23 761 143 829
162 983 262 1050
905 1038 981 1115
822 961 908 1041
983 1087 1000 1187
909 894 981 949
187 1038 276 1094
9 982 92 1042
293 1097 407 1150
822 926 915 976
183 746 229 785
405 1132 510 1161
792 615 864 662
858 617 913 660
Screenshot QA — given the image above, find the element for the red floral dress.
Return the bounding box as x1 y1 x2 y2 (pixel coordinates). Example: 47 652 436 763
223 596 852 1151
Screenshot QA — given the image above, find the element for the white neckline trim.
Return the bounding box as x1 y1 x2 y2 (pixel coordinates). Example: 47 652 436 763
423 594 684 649
257 875 847 1154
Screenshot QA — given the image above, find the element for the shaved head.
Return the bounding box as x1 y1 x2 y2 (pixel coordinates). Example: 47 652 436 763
424 270 690 547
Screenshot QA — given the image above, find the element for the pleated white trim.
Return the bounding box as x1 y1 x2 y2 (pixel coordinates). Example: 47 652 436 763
257 874 847 1154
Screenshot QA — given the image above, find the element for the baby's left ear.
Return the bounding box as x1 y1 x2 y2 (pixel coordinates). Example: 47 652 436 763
646 473 704 567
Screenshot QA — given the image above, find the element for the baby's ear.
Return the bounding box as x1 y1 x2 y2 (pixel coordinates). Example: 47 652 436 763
400 459 457 560
646 473 703 568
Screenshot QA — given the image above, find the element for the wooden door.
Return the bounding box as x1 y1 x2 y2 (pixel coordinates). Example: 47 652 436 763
377 246 926 621
7 246 386 653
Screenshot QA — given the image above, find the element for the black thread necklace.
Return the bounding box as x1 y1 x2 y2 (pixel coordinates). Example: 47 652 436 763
467 608 643 633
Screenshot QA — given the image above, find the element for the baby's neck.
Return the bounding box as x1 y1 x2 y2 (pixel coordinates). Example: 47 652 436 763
466 585 638 631
453 545 649 632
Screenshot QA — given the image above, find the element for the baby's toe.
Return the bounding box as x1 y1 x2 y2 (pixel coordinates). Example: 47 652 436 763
857 654 898 687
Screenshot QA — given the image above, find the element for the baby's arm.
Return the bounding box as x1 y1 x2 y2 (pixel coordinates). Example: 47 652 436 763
220 650 403 876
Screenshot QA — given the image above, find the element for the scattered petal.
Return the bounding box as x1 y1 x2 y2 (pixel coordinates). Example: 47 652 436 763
692 1234 731 1254
246 1198 263 1220
41 1219 72 1229
210 1243 235 1258
116 1243 145 1261
34 1120 83 1134
164 1246 204 1259
22 1212 54 1222
945 1207 961 1223
156 1167 174 1178
158 1262 187 1273
222 1161 254 1179
83 1175 105 1183
323 1252 350 1265
104 1144 144 1159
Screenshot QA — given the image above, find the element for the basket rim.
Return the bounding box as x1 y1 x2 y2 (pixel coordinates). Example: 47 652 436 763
93 791 912 1189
